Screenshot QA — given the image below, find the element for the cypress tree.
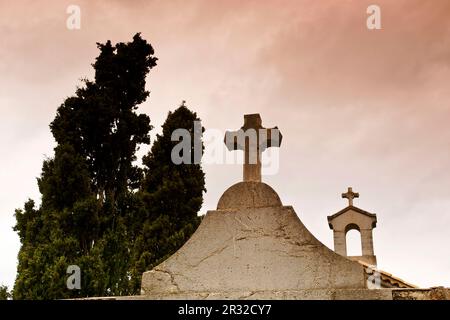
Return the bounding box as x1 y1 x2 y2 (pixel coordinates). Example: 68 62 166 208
13 34 157 299
13 35 206 299
130 105 206 290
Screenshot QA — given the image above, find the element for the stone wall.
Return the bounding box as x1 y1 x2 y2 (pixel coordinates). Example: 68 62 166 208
392 287 450 300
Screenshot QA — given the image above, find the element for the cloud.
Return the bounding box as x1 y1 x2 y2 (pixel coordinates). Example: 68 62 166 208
1 0 449 289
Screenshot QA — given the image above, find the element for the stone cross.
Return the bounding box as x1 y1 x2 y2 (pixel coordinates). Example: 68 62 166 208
342 187 359 206
224 114 282 182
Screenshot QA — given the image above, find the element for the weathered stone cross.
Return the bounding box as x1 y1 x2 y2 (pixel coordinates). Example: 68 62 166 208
224 114 282 182
342 187 359 206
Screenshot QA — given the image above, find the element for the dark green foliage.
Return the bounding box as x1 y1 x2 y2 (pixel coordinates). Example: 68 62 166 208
0 285 11 300
50 33 156 203
130 106 206 288
13 34 205 300
13 124 110 299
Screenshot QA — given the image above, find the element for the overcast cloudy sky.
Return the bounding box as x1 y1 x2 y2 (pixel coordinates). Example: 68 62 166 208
1 0 449 290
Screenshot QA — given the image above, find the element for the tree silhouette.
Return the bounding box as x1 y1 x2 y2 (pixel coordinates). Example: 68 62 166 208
129 105 206 291
13 34 158 299
13 34 205 299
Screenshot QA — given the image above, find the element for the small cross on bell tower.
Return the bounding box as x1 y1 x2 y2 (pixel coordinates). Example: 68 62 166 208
342 187 359 206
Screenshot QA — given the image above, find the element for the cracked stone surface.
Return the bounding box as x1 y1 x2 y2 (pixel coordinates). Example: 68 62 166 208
141 182 375 299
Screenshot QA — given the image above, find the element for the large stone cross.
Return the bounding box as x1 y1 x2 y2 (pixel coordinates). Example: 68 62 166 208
224 114 282 182
342 187 359 206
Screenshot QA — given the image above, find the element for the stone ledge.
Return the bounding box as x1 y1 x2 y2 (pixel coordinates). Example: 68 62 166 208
77 288 394 300
392 287 450 300
76 288 450 300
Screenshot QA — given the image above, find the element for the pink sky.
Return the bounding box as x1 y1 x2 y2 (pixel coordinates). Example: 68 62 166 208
1 0 450 290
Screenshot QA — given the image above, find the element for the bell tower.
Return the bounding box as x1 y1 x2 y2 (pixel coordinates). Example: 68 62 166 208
327 187 377 266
